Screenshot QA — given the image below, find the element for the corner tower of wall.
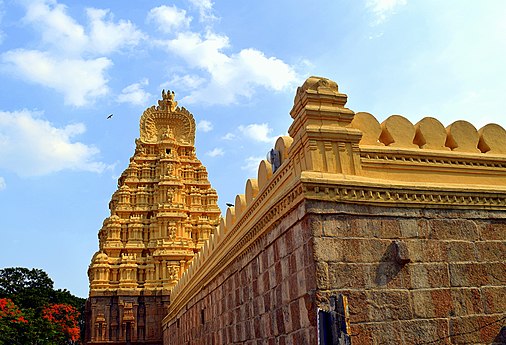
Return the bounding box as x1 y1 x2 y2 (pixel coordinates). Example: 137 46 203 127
162 76 506 344
85 91 221 345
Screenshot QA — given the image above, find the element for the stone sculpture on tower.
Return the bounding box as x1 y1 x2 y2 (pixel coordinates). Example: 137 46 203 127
85 90 221 344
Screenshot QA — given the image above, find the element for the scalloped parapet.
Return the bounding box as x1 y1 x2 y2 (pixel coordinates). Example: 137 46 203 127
413 117 449 150
350 112 384 146
445 120 481 153
380 115 419 148
479 123 506 154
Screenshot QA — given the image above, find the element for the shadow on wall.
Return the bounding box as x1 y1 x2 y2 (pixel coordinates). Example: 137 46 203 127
374 241 410 286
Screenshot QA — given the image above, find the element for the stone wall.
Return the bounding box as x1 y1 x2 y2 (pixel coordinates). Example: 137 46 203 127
161 76 506 344
310 202 506 344
163 201 318 344
163 199 506 344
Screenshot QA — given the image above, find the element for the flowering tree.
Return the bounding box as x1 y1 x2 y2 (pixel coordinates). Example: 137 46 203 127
0 268 85 344
0 298 28 344
42 303 81 344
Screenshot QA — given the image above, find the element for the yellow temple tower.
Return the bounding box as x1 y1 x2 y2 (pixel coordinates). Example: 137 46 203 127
85 90 221 344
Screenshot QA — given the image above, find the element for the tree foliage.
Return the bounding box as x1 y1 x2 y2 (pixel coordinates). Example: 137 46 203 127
0 267 85 345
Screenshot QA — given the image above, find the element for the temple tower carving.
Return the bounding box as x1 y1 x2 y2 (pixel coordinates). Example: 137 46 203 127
85 90 221 345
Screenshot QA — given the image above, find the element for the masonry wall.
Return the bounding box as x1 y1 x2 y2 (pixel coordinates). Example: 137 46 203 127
161 76 506 344
310 201 506 345
164 199 506 345
86 294 169 345
163 201 319 344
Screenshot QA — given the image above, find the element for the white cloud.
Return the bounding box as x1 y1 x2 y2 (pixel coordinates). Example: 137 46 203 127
241 156 263 173
0 110 108 176
197 120 213 132
221 132 235 140
0 177 5 191
2 0 147 106
163 31 298 105
21 0 144 56
86 8 145 55
23 0 88 56
117 79 152 106
238 123 275 143
366 0 407 25
166 31 230 70
147 5 191 34
168 74 206 90
206 147 223 157
2 49 111 107
187 0 216 22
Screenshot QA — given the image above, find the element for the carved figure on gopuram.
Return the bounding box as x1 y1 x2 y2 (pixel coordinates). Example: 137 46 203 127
85 89 221 345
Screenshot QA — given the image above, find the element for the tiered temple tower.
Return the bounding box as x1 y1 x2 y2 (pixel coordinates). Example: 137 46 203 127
85 90 221 345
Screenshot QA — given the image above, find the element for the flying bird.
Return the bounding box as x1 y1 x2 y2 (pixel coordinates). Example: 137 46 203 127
226 203 234 207
107 114 113 119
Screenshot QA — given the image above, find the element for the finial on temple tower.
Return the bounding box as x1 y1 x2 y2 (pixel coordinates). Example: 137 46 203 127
159 89 177 111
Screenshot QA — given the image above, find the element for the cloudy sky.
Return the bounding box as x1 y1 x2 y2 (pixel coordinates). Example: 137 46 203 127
1 0 505 297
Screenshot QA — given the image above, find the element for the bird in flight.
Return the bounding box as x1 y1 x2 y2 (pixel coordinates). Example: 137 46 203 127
226 203 234 207
107 113 113 119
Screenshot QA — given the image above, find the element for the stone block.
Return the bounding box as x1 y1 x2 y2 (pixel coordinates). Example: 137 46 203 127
316 261 334 290
304 262 317 292
288 253 297 275
296 270 307 299
313 237 343 262
327 263 366 289
351 319 450 345
449 263 491 287
482 286 506 314
295 246 307 270
479 220 506 240
409 263 450 288
289 300 301 331
445 240 477 262
427 219 479 241
411 288 452 318
476 240 506 262
356 238 395 263
368 261 412 289
289 273 301 300
321 216 351 237
450 315 505 344
450 287 483 316
365 290 413 321
303 242 314 267
299 297 311 328
349 217 402 239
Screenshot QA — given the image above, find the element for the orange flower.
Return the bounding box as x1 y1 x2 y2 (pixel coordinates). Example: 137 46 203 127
0 298 27 324
42 303 80 342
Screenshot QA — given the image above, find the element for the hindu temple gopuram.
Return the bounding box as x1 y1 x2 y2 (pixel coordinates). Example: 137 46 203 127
86 77 506 345
86 90 221 344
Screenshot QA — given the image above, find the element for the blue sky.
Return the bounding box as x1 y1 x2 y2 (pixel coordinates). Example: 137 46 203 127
0 0 505 297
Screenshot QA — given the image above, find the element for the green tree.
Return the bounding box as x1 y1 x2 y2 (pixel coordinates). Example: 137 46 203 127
0 267 54 310
0 267 85 344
